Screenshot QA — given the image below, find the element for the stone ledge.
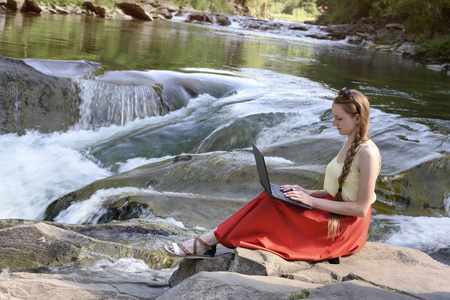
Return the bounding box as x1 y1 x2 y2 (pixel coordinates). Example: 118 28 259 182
164 242 450 300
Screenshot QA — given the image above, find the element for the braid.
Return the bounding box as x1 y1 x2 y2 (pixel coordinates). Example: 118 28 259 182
328 88 371 240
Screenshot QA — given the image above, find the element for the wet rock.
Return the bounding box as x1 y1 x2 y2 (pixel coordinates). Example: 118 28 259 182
289 24 309 31
426 63 450 72
325 23 353 40
0 221 175 272
215 14 231 26
377 156 449 216
161 243 450 299
186 11 213 24
0 55 84 134
43 149 325 227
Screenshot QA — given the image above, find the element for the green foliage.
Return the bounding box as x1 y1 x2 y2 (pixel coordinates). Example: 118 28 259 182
415 34 450 60
395 0 450 36
316 0 450 61
318 0 450 37
173 0 233 14
282 0 316 14
289 289 310 300
37 0 84 7
268 0 319 22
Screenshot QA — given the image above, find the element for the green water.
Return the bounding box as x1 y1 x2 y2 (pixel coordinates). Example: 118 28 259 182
1 11 449 121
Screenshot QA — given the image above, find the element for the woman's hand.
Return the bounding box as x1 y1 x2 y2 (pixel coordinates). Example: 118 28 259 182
284 189 314 207
280 185 309 194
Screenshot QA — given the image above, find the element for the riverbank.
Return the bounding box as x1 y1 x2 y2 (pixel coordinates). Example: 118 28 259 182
1 220 450 299
1 0 448 72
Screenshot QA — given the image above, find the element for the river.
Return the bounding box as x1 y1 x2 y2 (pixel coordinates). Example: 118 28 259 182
0 11 449 277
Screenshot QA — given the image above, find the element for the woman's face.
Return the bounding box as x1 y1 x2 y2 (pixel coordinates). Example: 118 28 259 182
332 103 359 137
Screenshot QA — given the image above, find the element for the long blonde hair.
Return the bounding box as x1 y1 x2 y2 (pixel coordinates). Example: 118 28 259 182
328 88 371 239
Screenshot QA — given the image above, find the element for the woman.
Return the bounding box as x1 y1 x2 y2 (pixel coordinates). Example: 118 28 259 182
165 88 381 261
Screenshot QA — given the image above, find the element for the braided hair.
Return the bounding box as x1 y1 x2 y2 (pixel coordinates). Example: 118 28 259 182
328 88 371 239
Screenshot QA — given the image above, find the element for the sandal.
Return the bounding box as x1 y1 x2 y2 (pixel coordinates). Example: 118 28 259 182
164 236 217 259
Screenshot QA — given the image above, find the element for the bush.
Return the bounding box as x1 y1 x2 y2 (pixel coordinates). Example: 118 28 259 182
415 34 450 60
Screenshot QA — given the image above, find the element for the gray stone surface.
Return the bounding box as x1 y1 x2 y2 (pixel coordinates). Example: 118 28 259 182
0 272 167 300
165 243 450 300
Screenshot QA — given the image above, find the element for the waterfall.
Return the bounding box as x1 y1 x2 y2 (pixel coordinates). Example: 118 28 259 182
73 79 162 130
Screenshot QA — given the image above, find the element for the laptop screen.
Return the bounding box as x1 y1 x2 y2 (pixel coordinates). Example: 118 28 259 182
252 142 272 194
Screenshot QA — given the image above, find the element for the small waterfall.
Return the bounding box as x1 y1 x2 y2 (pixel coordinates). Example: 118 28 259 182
74 79 162 130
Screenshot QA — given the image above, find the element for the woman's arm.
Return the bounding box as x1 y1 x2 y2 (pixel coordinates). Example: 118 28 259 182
284 146 380 217
280 185 330 198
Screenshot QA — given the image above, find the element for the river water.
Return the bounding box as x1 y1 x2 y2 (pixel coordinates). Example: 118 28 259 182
0 11 449 276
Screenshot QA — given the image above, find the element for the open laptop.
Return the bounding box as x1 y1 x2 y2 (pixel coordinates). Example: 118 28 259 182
252 142 312 210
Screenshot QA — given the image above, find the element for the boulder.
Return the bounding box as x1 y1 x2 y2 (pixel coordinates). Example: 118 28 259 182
186 11 213 24
155 7 172 19
157 0 178 12
43 150 325 225
115 1 153 21
6 0 41 12
0 55 86 134
6 0 24 10
215 14 231 26
0 221 174 272
84 1 112 18
163 243 450 299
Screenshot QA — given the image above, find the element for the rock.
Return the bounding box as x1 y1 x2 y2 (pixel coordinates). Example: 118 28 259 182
163 242 450 299
289 24 309 31
426 64 449 72
161 271 320 300
326 23 353 35
0 55 86 134
155 7 172 19
6 0 41 12
186 11 213 24
42 150 325 226
306 33 329 40
386 23 405 31
0 221 173 272
0 272 167 300
215 14 231 26
115 1 153 21
157 0 178 12
25 0 41 12
84 1 107 17
6 0 24 10
51 4 68 14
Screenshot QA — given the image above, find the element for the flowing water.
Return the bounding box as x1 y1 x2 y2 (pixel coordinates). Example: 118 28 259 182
0 11 449 277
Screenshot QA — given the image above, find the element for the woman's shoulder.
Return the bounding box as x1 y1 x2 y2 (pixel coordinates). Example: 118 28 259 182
355 140 381 169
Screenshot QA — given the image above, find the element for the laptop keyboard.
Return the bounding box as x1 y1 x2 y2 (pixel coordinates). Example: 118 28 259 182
270 183 289 200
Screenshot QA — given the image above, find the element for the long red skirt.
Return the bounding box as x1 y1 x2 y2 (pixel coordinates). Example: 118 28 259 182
214 191 372 261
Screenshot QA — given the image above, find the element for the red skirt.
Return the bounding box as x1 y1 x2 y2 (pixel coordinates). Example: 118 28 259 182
214 191 371 261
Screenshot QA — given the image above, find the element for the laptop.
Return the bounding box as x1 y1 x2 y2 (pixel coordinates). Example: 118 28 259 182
252 142 312 210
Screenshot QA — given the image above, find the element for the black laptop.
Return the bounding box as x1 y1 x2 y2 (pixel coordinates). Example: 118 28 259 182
252 142 312 210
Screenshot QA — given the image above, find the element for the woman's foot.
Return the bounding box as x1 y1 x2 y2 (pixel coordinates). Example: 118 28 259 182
164 230 218 258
